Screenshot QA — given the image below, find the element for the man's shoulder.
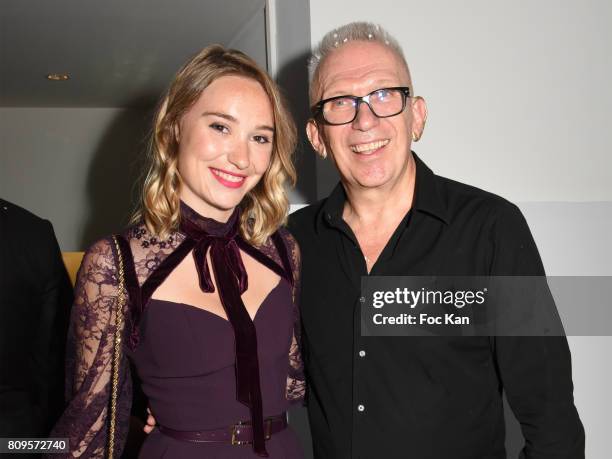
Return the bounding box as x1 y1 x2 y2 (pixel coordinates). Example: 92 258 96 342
0 198 52 236
289 200 325 223
435 174 522 223
0 199 62 277
1 198 46 222
287 199 327 239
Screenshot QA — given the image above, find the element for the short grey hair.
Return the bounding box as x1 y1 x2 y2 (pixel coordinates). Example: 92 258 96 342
308 22 411 102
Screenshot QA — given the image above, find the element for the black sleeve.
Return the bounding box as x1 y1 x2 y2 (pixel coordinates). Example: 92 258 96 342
31 220 73 433
489 203 585 459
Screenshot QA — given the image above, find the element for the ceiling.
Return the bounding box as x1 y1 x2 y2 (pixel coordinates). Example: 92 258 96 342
0 0 268 107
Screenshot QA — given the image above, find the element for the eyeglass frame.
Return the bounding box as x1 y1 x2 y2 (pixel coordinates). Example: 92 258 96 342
311 86 411 126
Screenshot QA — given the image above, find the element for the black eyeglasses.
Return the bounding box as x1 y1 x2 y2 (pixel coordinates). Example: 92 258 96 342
311 87 411 125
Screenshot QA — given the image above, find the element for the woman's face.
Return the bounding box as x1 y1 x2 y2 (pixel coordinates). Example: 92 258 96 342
176 75 274 221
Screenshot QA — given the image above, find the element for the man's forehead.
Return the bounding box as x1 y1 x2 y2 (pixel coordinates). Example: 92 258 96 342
316 41 410 98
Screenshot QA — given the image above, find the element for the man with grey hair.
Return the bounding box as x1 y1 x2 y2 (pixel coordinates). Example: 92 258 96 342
288 22 584 458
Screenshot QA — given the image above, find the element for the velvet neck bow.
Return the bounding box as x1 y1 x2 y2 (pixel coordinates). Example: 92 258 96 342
178 202 269 457
179 205 248 295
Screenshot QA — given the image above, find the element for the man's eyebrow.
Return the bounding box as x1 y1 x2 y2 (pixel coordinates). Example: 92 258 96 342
203 111 274 132
323 81 400 99
321 91 352 99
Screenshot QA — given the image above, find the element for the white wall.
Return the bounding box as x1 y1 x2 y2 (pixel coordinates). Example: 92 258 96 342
310 0 612 203
267 0 317 204
0 6 272 252
0 107 151 251
309 1 612 457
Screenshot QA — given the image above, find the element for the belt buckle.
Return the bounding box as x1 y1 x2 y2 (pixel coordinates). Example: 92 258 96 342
231 421 250 446
231 419 273 445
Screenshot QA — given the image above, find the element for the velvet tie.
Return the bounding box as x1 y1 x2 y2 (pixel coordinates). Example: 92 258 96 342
179 207 269 457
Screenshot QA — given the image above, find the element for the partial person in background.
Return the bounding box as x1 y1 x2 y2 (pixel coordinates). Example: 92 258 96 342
288 22 584 458
50 45 305 458
0 199 72 451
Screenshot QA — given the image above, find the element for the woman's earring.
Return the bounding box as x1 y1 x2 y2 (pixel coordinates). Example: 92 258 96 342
412 132 421 142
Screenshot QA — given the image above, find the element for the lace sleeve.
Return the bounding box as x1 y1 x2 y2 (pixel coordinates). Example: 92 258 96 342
49 238 132 458
278 228 306 404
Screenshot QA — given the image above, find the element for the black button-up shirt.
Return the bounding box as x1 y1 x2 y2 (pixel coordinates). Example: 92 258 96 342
288 153 584 459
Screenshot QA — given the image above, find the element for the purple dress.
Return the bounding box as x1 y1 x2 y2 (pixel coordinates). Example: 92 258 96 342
50 203 305 458
131 285 302 458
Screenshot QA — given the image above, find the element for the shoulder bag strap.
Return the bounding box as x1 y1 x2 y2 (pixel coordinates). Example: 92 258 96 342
108 235 127 458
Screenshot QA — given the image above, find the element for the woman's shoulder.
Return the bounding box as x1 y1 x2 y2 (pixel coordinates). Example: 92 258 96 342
253 225 299 256
275 226 300 261
260 226 301 278
73 237 121 327
122 222 186 285
274 225 297 246
80 235 118 275
80 223 185 282
123 222 180 249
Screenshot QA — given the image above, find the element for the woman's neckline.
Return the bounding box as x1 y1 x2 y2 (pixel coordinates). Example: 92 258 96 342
179 200 240 237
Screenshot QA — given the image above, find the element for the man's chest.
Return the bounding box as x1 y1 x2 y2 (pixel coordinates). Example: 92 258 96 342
298 221 494 351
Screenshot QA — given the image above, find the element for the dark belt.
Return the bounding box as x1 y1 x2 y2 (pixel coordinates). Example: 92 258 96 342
158 413 288 446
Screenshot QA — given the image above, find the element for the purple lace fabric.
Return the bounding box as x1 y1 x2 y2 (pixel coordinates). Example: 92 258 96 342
49 208 304 458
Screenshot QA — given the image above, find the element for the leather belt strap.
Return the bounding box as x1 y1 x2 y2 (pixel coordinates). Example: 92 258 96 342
158 413 288 446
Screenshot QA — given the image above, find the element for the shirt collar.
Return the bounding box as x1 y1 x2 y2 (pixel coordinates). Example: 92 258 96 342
411 152 449 225
315 151 449 234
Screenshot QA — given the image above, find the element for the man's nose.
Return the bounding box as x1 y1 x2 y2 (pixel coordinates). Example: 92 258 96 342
352 102 379 131
227 141 250 169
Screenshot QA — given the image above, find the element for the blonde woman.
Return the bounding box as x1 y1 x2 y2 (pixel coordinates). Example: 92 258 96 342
51 45 305 458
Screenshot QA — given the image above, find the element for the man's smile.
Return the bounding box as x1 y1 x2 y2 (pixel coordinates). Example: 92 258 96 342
349 139 390 154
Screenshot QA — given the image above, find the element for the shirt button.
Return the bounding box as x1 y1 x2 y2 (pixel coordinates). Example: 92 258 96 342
358 350 366 357
359 296 365 303
357 404 365 412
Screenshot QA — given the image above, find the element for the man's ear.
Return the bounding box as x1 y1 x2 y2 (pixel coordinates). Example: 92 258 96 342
410 96 428 141
306 118 328 159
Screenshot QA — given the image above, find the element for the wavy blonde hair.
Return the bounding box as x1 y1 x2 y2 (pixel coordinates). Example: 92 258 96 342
133 45 297 245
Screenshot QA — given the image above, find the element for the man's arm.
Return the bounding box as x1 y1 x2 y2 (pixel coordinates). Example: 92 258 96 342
31 220 72 433
489 202 584 459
